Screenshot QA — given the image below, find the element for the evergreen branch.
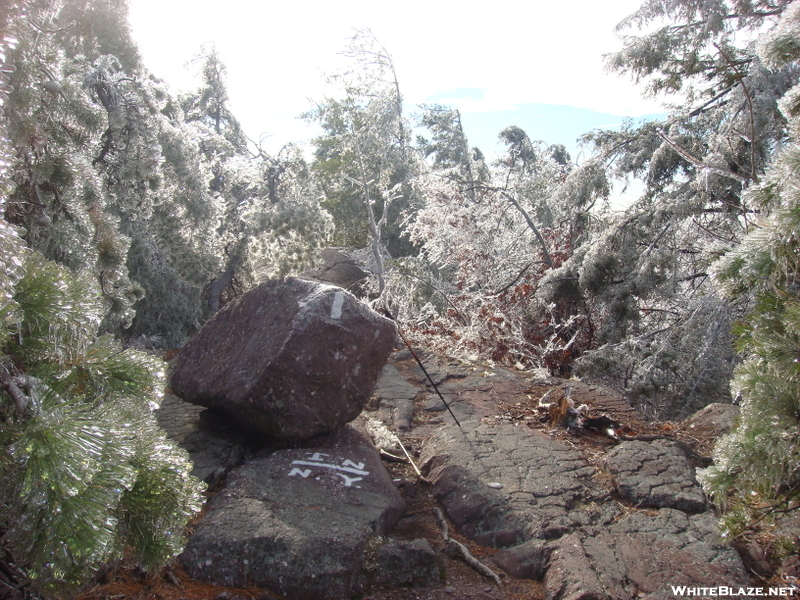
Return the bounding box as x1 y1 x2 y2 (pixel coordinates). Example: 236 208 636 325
714 42 760 185
29 19 75 34
0 372 29 415
656 128 750 184
623 10 786 34
732 481 800 539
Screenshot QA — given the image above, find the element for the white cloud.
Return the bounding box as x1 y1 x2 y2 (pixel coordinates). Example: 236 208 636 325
128 0 664 153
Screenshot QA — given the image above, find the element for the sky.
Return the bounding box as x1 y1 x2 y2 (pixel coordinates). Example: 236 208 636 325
127 0 667 169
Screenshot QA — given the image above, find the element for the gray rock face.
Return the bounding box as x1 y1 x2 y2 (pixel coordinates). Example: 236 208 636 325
301 247 372 298
603 440 707 513
682 402 740 437
362 538 440 588
491 538 552 580
372 364 419 430
421 407 613 548
180 424 406 600
166 350 749 599
545 510 748 600
417 368 748 598
170 277 396 441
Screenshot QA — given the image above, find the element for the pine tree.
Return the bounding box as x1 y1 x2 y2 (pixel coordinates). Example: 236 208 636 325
0 220 204 595
305 29 417 267
180 45 332 315
539 0 799 416
699 3 800 531
1 0 236 347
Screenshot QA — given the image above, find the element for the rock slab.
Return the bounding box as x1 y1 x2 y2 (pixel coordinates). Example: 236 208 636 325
545 510 748 600
421 405 612 548
362 538 440 588
301 247 371 298
180 424 406 600
417 370 748 598
372 364 419 430
603 440 707 513
170 277 396 441
681 402 740 437
156 394 249 485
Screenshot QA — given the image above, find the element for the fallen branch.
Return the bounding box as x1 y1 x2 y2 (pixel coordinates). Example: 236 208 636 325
433 507 502 586
392 432 426 480
378 449 408 463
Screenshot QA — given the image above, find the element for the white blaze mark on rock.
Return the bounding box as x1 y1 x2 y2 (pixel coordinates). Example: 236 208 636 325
290 459 369 477
342 460 365 470
335 473 363 487
288 467 312 478
330 291 344 320
288 452 370 485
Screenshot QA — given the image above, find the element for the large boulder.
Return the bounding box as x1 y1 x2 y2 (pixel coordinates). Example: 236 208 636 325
179 424 406 600
170 278 396 441
301 247 372 298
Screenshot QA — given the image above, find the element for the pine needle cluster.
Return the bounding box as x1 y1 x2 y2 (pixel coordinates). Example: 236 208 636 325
0 221 204 595
699 4 800 533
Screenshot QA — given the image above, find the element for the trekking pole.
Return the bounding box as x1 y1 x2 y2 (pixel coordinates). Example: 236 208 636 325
387 316 462 429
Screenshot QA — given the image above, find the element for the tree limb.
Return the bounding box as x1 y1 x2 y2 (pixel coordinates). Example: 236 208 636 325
1 373 29 415
474 184 554 269
434 507 502 586
714 42 760 185
655 128 750 185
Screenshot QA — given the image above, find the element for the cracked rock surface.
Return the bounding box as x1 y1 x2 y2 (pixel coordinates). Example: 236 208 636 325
603 439 707 513
421 409 615 547
372 363 419 431
179 423 406 600
412 355 748 600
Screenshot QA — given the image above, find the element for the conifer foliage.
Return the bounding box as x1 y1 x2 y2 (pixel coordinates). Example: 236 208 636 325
699 3 800 531
539 0 799 417
0 221 204 595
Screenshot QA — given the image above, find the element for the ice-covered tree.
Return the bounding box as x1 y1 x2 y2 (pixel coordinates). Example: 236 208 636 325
699 2 800 532
394 120 585 369
1 1 329 348
2 0 144 332
180 46 332 314
305 28 418 284
0 0 227 347
539 0 799 416
0 220 204 595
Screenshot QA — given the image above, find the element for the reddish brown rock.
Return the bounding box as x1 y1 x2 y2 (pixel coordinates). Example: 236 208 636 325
170 278 396 441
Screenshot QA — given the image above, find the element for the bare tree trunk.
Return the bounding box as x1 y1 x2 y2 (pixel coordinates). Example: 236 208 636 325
207 240 245 314
350 124 386 296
